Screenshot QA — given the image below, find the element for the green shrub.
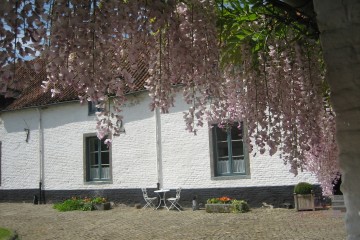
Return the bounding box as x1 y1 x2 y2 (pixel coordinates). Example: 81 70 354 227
53 198 85 212
231 200 250 213
53 196 108 212
91 197 107 204
81 201 95 211
294 182 313 194
207 198 220 204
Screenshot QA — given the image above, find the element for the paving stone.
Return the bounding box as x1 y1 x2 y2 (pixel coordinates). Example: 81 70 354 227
0 203 346 240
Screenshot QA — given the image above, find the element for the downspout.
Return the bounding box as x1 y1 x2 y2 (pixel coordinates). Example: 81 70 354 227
155 108 163 189
37 108 45 204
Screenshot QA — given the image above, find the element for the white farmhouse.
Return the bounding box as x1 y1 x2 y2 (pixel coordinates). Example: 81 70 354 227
0 61 319 207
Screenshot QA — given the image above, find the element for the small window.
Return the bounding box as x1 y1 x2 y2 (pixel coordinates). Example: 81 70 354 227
211 122 249 177
85 136 111 181
88 101 102 115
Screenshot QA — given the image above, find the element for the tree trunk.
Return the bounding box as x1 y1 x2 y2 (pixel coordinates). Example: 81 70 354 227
313 1 360 239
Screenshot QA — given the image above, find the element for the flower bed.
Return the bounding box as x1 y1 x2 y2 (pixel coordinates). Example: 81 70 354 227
205 196 249 213
53 196 110 211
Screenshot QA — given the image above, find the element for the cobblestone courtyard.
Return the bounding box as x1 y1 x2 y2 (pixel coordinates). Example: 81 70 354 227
0 203 346 240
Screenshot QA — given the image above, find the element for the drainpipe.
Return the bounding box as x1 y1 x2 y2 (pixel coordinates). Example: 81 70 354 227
155 108 163 189
37 108 45 204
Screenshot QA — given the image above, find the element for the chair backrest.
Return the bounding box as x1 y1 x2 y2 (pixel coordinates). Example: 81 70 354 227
175 187 181 199
141 188 149 198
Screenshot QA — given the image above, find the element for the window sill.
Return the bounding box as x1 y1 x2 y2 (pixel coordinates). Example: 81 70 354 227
211 175 251 180
84 180 113 185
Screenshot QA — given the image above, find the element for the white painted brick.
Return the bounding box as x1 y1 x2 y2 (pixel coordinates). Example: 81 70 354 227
0 92 318 191
0 109 40 189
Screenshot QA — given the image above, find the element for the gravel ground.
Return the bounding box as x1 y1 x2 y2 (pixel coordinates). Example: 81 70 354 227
0 203 346 240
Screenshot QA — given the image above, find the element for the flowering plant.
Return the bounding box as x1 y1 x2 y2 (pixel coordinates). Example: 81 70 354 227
207 196 232 204
53 196 108 211
206 197 250 213
218 196 232 203
91 197 107 204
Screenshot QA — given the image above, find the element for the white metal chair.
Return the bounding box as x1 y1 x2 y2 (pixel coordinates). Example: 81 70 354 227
141 188 157 210
167 187 182 211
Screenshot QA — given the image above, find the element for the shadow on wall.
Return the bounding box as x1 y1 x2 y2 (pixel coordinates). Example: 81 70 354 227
1 92 155 134
1 109 39 134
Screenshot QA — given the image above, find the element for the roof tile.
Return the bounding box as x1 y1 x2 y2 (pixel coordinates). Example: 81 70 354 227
1 58 148 111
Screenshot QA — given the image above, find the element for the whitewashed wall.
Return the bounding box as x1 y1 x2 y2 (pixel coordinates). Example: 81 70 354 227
0 109 40 189
0 92 318 191
161 93 318 189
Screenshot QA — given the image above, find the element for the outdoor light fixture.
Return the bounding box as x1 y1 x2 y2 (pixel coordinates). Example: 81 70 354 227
116 120 126 133
24 128 30 142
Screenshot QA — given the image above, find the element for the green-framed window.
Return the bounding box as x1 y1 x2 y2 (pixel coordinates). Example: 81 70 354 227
88 101 103 115
212 122 248 176
85 136 111 181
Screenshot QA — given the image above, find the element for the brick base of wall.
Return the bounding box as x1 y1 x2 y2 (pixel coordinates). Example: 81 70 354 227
0 185 322 208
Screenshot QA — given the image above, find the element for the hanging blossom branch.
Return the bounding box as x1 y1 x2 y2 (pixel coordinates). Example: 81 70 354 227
1 0 221 140
212 34 339 194
0 0 339 193
211 1 339 194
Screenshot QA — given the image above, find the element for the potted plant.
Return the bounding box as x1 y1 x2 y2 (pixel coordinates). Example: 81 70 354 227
92 197 111 210
205 196 250 213
293 182 315 211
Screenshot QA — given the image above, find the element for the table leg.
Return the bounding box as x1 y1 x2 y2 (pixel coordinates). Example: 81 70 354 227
156 193 162 210
163 192 168 210
155 192 169 210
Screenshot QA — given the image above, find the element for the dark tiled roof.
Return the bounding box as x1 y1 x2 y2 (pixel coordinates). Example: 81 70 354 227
0 58 148 112
0 59 80 111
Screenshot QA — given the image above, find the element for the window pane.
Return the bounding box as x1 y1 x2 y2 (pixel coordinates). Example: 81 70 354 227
231 123 242 140
232 140 244 157
217 159 230 174
89 153 98 165
101 167 110 179
90 166 99 179
215 126 227 141
216 142 228 157
88 101 96 115
101 152 109 165
232 158 245 173
101 140 109 151
88 101 104 115
88 138 98 152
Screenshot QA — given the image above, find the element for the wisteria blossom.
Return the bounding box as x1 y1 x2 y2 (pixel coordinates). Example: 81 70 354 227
212 38 339 194
0 0 339 194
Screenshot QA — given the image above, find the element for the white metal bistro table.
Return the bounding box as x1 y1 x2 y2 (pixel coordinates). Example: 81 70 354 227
154 189 170 210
